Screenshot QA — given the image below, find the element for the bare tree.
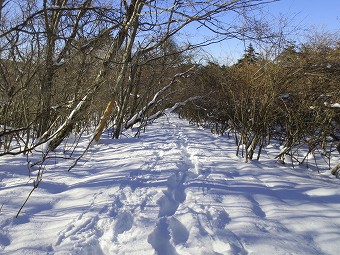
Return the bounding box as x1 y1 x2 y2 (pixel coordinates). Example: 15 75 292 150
1 0 279 152
87 0 280 141
1 0 283 215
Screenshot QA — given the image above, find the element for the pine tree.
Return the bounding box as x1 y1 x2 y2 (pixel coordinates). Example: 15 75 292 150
237 43 259 64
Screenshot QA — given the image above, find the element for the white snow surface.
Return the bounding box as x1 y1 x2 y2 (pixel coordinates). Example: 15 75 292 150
1 114 340 255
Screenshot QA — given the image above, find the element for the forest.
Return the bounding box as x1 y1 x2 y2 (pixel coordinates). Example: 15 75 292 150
0 0 339 176
0 2 340 254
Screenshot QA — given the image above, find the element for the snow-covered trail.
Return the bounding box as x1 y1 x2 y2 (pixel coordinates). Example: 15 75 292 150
0 114 340 255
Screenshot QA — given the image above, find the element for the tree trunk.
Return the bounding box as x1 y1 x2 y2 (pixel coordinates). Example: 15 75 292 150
331 163 340 178
93 96 115 142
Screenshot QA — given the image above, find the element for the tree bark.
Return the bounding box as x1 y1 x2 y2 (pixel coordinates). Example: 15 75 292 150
93 96 115 143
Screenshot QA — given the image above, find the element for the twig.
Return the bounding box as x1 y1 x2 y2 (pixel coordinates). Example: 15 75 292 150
16 179 40 218
68 137 95 172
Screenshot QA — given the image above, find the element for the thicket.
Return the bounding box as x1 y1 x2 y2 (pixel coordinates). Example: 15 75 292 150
180 41 340 175
0 1 205 157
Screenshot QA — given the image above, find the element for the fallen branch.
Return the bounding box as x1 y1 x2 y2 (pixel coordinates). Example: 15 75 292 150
134 96 202 135
48 84 100 151
125 67 196 129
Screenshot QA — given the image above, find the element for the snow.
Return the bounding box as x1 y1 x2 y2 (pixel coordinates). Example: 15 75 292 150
330 103 340 108
1 114 340 255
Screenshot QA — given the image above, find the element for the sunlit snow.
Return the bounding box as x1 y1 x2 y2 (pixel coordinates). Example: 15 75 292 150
0 114 339 255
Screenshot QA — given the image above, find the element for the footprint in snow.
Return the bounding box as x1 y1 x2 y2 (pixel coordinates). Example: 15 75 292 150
208 208 231 229
114 211 134 237
168 217 189 245
108 195 124 217
157 191 180 217
147 217 178 255
157 172 187 217
0 233 10 248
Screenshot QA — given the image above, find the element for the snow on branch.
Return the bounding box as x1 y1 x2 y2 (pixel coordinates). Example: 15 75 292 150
134 96 202 133
125 66 195 129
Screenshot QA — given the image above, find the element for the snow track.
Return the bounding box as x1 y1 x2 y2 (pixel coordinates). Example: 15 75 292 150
147 122 194 255
1 114 340 254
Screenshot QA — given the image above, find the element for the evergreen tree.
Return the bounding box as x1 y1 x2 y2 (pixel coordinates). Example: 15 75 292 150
237 43 259 64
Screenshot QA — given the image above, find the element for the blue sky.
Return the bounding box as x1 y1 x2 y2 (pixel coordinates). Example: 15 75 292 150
266 0 339 32
197 0 340 64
